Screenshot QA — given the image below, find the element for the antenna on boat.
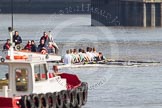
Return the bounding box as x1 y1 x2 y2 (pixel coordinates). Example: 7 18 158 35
7 0 14 60
11 0 13 30
8 27 14 60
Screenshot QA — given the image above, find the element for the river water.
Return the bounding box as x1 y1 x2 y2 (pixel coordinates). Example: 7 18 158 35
0 14 162 108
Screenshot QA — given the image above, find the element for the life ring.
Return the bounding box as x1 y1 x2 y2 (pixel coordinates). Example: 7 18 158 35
38 93 49 108
41 49 47 54
54 92 63 108
81 82 88 105
61 90 70 108
6 55 28 60
68 89 77 108
0 58 5 62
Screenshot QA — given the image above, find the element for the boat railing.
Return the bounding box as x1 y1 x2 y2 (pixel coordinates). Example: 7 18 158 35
0 49 47 62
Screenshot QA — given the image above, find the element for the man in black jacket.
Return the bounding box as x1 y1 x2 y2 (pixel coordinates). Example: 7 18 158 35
13 31 22 45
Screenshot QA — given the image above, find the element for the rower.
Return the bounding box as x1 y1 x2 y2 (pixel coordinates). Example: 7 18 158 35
96 52 105 61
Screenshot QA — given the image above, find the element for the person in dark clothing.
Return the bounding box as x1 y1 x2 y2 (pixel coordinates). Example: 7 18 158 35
40 32 50 46
31 40 37 52
3 39 11 50
13 31 22 45
37 39 47 53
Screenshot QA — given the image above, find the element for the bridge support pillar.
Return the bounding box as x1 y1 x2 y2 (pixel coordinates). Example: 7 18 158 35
143 3 146 27
151 3 156 27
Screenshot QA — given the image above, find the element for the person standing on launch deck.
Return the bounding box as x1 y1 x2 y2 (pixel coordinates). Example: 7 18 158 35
13 31 22 46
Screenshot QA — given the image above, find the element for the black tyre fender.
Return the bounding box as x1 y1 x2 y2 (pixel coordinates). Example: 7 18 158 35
68 89 77 108
38 93 49 108
19 95 28 108
46 92 57 108
20 95 35 108
30 93 39 108
61 90 70 108
25 96 31 108
54 92 63 108
77 87 83 108
81 82 88 105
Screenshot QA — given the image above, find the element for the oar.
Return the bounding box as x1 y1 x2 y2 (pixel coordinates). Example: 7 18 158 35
129 60 160 64
106 59 160 64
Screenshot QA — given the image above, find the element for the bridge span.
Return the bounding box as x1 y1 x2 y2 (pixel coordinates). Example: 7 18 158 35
91 0 162 27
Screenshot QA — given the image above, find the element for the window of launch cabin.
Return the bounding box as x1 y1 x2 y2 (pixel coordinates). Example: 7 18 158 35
15 68 28 91
34 64 47 81
0 65 9 89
